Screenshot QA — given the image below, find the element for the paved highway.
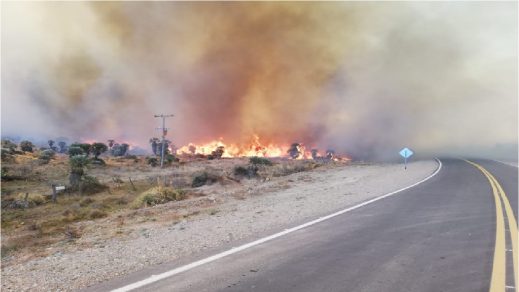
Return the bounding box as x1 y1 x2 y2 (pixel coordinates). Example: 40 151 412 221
89 159 517 292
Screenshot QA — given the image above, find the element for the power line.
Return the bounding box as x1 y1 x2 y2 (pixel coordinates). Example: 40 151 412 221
154 114 174 168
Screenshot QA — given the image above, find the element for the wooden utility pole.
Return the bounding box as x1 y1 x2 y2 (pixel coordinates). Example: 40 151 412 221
154 114 174 168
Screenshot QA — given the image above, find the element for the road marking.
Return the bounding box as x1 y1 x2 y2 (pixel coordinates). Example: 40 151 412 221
111 159 443 292
466 160 518 292
493 160 519 168
486 168 518 291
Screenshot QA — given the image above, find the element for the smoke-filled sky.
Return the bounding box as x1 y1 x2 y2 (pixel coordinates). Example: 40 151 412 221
1 2 517 159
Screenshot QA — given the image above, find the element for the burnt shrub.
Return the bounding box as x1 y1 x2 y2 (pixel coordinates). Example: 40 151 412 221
88 209 108 219
249 156 272 166
233 165 258 179
233 166 249 176
192 172 220 187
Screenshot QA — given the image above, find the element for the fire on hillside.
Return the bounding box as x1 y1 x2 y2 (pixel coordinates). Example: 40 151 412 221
174 135 349 161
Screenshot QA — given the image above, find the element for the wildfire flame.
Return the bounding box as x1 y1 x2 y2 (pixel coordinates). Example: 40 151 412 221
175 135 349 161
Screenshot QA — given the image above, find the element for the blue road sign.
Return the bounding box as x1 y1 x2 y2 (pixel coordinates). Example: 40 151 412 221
399 148 414 159
399 147 413 169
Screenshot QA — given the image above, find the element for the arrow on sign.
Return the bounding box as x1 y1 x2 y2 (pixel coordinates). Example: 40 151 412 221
399 147 414 169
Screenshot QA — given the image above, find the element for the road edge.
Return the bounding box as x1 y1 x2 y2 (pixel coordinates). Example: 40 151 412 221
112 158 443 292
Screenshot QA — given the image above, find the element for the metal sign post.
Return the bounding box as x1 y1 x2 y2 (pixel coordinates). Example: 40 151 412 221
399 147 414 170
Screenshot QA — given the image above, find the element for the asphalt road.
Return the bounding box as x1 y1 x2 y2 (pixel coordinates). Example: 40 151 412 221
90 159 518 292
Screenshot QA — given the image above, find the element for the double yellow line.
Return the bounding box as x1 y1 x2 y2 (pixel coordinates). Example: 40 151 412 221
466 160 518 291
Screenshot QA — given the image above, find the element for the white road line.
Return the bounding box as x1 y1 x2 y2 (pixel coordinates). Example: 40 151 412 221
493 160 519 168
111 159 443 292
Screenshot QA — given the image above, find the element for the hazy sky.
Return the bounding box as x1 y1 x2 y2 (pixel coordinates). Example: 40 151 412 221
1 2 517 159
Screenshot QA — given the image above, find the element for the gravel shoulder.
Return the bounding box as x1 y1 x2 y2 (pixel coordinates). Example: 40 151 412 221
1 160 438 291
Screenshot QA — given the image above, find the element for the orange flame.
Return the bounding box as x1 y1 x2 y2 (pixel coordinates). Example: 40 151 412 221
176 135 287 158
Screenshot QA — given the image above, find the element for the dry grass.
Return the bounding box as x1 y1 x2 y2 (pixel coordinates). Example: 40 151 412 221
1 152 339 262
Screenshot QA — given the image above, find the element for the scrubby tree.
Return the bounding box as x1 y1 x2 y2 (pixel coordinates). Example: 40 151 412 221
211 146 225 159
69 155 89 187
39 149 56 164
326 149 335 160
71 143 92 157
1 139 17 152
188 144 196 154
287 143 303 159
19 140 35 152
107 139 115 150
156 140 171 156
68 146 84 157
147 157 158 167
149 138 160 155
58 141 67 153
311 149 319 160
48 140 55 150
91 142 108 160
111 143 129 156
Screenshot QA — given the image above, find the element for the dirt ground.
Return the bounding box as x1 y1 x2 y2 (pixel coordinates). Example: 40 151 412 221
0 152 336 264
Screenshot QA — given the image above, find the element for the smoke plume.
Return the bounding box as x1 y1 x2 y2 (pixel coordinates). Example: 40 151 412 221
2 2 517 160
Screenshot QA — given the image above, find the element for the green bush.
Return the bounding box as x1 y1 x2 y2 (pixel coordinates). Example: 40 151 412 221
79 175 108 195
39 149 56 164
1 166 10 180
91 142 108 159
249 156 272 166
1 150 15 162
12 193 46 208
68 146 84 157
130 187 186 208
1 139 17 152
71 143 92 157
147 157 159 167
19 140 34 152
165 154 179 164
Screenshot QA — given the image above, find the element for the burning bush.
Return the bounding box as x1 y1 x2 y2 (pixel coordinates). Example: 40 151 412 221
311 149 319 159
326 149 336 160
210 146 225 159
287 143 303 159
